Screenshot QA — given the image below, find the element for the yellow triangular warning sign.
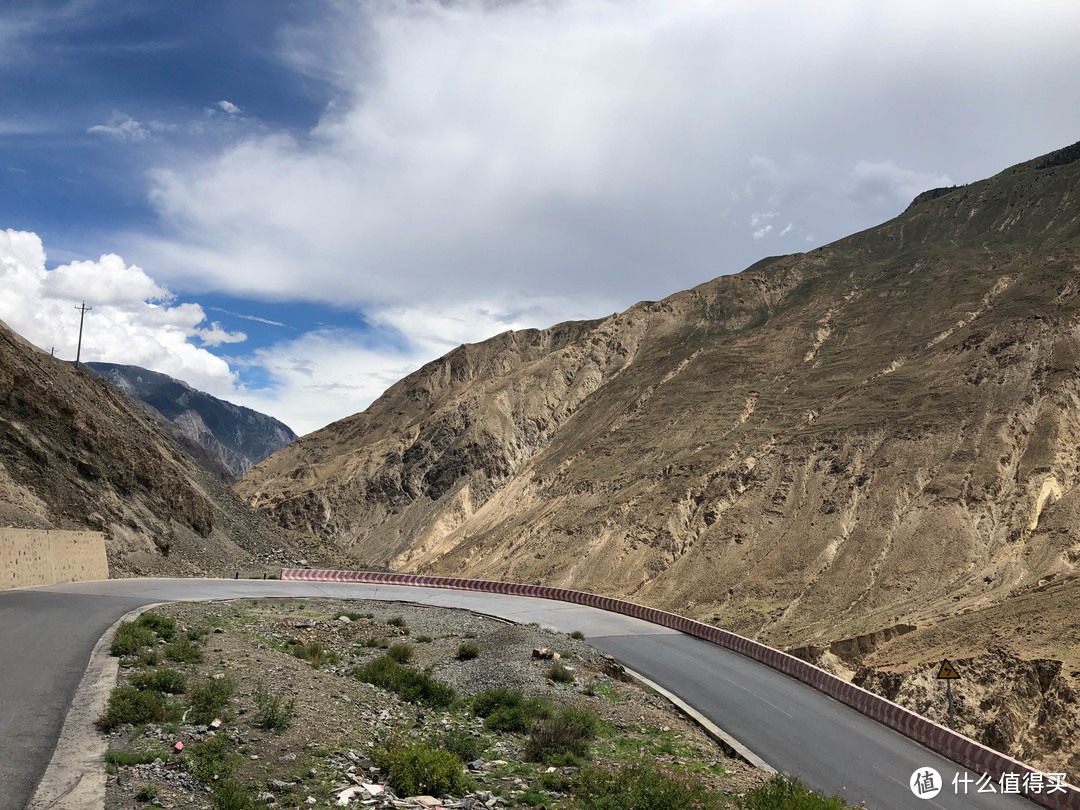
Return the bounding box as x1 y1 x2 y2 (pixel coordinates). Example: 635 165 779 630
937 659 960 680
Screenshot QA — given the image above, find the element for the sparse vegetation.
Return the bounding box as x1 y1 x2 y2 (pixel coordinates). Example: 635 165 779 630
388 642 415 664
433 728 486 763
99 686 180 732
351 655 456 708
186 677 236 725
164 637 204 664
570 630 586 640
377 741 470 797
524 705 598 765
547 661 574 683
456 642 481 660
110 621 155 656
136 612 177 641
736 774 849 809
254 681 296 731
185 733 242 783
568 760 724 810
130 668 186 695
473 687 552 733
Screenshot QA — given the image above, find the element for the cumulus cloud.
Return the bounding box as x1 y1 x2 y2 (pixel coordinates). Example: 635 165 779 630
217 100 242 115
0 228 238 394
195 321 247 346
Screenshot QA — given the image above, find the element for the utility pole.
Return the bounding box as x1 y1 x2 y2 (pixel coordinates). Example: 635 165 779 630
74 301 92 368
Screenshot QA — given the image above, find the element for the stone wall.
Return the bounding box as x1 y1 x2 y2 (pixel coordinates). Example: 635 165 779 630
0 529 108 591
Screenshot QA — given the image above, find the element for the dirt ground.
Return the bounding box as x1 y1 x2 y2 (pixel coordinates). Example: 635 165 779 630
102 598 768 809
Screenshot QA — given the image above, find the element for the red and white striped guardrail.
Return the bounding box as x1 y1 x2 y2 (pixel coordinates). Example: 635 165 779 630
281 567 1079 808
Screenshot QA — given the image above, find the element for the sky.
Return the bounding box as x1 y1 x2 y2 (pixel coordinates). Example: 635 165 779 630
2 0 1079 436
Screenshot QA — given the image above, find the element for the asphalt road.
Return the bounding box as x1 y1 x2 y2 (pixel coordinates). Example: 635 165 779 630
0 579 1044 810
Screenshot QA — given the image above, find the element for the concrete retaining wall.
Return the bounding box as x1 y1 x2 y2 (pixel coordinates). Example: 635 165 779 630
1 529 108 591
281 567 1080 809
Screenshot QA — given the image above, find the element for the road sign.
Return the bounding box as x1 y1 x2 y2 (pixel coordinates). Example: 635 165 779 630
937 659 960 680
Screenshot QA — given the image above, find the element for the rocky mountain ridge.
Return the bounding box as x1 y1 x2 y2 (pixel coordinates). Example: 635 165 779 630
87 362 297 482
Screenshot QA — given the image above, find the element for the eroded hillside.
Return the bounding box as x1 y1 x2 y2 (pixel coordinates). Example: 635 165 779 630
0 320 329 576
238 143 1080 773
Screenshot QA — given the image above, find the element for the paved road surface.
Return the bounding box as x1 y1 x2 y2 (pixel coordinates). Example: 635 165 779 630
0 579 1041 809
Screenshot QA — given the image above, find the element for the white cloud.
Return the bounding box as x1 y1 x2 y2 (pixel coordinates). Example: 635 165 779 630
0 229 237 394
752 225 772 240
87 113 150 142
195 321 247 346
779 224 792 237
217 100 242 115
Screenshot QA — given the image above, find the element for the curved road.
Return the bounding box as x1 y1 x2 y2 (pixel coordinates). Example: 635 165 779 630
1 578 1040 810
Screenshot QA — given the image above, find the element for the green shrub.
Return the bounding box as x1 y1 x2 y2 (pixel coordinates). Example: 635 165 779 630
185 733 242 783
110 622 155 656
377 741 469 797
106 750 162 767
433 729 485 763
186 625 211 642
524 706 598 766
254 681 296 731
164 637 204 664
134 783 158 802
136 612 177 641
351 655 455 708
456 642 480 661
473 688 552 733
388 643 415 664
138 649 160 667
415 635 435 643
515 788 549 806
291 639 327 668
359 637 390 649
387 615 408 628
99 686 180 732
547 662 574 684
569 630 586 640
539 770 574 792
211 780 259 810
336 611 367 621
187 678 236 725
735 774 848 810
131 668 187 695
570 760 724 810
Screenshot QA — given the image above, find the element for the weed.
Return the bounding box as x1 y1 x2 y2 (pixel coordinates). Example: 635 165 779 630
110 622 155 656
134 783 158 802
735 774 848 809
376 741 470 797
131 668 187 695
388 643 415 664
525 706 599 766
569 630 586 640
351 655 455 708
473 688 551 733
463 632 477 639
186 625 211 642
185 733 242 783
211 780 259 810
137 649 160 667
387 615 407 628
415 635 435 643
546 662 574 684
99 686 180 732
359 637 390 649
187 678 236 725
569 760 724 810
136 612 177 641
336 611 367 621
291 640 327 668
254 681 296 732
433 729 485 763
539 770 574 791
456 642 481 661
106 750 162 767
515 788 550 806
164 637 204 664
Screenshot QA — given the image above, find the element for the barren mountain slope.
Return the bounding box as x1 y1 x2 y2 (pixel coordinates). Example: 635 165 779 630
87 361 298 481
0 320 328 575
239 142 1080 649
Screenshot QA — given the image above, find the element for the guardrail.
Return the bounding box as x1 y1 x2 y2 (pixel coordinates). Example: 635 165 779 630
281 567 1080 809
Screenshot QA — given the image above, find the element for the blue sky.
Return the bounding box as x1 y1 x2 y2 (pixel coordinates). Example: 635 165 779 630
3 0 1080 435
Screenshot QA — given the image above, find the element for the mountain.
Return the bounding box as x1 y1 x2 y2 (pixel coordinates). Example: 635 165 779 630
86 362 297 482
0 320 332 576
237 142 1080 774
